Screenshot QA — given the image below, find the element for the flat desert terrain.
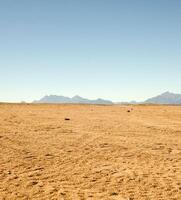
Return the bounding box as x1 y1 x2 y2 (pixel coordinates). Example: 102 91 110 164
0 104 181 200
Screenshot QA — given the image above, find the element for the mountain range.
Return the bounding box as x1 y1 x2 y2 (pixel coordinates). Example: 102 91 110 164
33 92 181 105
33 95 113 104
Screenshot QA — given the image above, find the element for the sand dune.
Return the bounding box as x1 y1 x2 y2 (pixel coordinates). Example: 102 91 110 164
0 104 181 200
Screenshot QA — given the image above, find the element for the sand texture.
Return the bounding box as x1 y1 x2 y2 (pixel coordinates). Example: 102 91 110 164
0 104 181 200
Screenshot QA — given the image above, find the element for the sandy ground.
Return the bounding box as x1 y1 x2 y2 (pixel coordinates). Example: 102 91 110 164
0 104 181 200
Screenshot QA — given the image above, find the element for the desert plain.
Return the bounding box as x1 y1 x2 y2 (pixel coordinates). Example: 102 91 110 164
0 104 181 200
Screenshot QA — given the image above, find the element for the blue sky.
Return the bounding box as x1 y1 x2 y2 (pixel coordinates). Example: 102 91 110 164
0 0 181 102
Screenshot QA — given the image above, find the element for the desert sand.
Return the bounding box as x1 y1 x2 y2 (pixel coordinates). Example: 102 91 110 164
0 104 181 200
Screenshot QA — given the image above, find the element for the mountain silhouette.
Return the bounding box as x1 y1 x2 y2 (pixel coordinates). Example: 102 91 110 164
144 91 181 104
33 95 113 104
33 92 181 105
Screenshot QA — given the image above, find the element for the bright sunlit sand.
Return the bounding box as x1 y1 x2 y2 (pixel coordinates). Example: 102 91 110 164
0 104 180 199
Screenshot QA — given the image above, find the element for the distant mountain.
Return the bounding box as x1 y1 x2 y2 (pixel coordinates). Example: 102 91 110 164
33 95 113 104
144 91 181 104
33 92 181 105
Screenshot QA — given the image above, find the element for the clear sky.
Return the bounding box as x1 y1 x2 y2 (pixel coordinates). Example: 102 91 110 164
0 0 181 102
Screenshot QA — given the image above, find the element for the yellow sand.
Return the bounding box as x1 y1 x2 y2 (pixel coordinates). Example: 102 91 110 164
0 104 180 200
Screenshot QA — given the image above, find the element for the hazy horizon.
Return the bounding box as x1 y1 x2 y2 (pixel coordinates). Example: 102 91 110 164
0 91 180 104
1 0 181 102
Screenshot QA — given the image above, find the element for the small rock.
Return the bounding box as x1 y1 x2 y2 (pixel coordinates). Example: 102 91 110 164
110 192 118 196
64 118 70 121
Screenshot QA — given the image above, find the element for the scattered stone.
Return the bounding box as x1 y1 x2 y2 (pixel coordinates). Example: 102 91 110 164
110 192 118 196
45 153 53 157
64 118 70 121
